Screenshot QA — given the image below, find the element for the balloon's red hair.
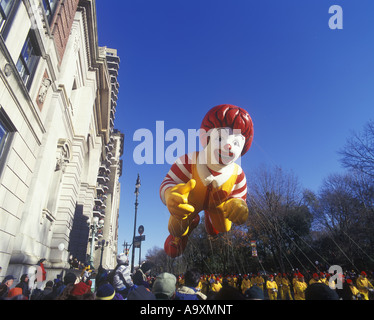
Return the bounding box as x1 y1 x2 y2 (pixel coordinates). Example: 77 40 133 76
200 104 254 156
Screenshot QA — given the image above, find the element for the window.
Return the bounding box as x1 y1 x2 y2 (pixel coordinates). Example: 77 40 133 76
41 0 58 24
0 0 14 28
0 108 15 161
0 122 9 156
16 33 40 87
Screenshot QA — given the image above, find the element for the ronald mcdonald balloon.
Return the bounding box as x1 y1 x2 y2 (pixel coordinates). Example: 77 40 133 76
160 104 254 257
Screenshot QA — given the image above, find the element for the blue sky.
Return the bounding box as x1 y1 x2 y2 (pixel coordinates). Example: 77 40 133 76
96 0 374 263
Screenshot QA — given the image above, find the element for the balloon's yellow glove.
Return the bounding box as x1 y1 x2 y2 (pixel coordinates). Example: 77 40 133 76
221 198 248 224
164 179 196 220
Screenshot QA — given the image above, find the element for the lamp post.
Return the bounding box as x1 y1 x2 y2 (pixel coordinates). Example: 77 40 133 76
99 239 108 268
131 174 140 273
87 216 104 269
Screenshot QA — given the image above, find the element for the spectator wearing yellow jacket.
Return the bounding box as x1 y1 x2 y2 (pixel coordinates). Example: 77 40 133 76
309 273 321 285
281 273 293 300
346 279 361 300
356 271 374 300
266 275 278 300
250 274 256 287
227 275 235 288
292 273 298 287
275 273 283 299
294 273 308 300
319 272 329 286
241 274 251 294
211 278 222 293
255 273 265 291
275 273 283 288
196 277 203 292
200 276 209 295
233 275 238 288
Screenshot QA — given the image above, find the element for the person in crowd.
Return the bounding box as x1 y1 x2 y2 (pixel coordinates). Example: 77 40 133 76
110 253 133 299
132 261 154 288
266 274 278 300
15 274 31 299
71 258 79 269
210 277 222 293
294 273 308 300
37 258 47 283
309 273 321 285
7 287 28 300
196 276 204 292
275 273 282 290
96 283 123 300
44 272 77 300
56 281 94 300
356 271 374 300
95 265 109 289
244 286 264 300
346 279 361 300
210 285 245 300
281 273 293 300
80 265 93 284
305 283 339 300
70 280 92 297
178 274 185 287
42 275 61 300
255 272 265 291
292 272 298 288
0 275 16 299
250 273 256 287
39 280 54 300
152 272 177 300
320 272 329 286
241 274 251 294
175 268 207 300
200 275 210 295
127 284 156 300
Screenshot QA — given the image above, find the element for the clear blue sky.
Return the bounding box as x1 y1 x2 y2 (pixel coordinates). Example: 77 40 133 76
96 0 374 264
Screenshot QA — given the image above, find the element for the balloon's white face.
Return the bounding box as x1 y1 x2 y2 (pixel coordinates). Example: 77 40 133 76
206 127 245 167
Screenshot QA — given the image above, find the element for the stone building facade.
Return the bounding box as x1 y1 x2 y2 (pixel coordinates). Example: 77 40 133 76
0 0 122 282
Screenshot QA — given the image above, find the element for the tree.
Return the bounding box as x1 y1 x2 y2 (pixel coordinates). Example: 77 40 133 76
339 119 374 177
246 165 313 273
308 172 374 270
145 246 173 274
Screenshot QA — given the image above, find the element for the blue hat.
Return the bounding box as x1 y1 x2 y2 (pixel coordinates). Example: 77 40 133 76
305 283 339 300
127 285 156 300
244 286 264 300
2 275 16 284
96 283 115 300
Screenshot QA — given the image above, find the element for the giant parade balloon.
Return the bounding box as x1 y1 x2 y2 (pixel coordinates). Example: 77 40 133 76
160 104 254 257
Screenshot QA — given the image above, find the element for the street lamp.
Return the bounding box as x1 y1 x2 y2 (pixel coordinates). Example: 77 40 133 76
87 216 104 268
99 239 108 268
131 174 140 273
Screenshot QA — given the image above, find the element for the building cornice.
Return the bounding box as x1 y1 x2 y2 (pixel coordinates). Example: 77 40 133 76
77 0 111 145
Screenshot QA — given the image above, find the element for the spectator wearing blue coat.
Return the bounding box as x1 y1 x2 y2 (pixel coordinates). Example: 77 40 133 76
175 269 207 300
